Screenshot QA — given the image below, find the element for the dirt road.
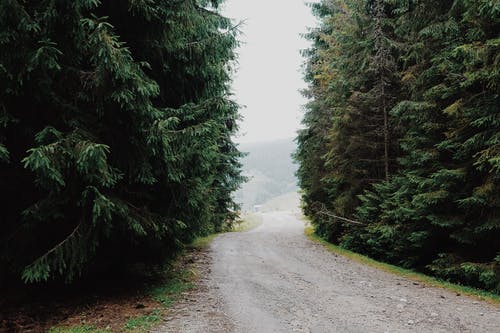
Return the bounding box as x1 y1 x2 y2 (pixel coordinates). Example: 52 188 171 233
157 211 500 333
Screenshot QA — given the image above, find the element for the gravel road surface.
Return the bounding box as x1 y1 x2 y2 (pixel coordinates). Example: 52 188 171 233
157 211 500 333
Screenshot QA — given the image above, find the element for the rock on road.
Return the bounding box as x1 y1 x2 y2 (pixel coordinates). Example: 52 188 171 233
157 211 500 333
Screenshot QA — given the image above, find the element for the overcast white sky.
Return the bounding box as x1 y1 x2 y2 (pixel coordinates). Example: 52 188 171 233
222 0 318 143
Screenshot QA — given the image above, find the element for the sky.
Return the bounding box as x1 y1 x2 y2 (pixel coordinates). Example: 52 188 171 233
221 0 318 144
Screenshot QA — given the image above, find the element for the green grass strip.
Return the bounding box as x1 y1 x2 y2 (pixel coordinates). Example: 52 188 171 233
48 325 111 333
189 213 263 250
123 310 162 332
232 213 263 233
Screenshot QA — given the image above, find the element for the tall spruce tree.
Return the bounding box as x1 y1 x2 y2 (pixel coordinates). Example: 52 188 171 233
0 0 243 284
297 0 500 293
297 0 401 240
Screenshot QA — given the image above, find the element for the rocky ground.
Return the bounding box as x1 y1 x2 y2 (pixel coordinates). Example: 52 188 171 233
157 211 500 333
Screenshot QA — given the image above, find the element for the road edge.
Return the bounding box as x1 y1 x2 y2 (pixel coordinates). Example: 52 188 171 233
304 226 500 307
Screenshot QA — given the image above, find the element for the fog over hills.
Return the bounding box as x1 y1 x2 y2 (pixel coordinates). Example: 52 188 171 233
235 138 299 211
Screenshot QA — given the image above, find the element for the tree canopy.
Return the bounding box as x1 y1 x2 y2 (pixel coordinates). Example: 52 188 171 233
296 0 500 293
0 0 243 284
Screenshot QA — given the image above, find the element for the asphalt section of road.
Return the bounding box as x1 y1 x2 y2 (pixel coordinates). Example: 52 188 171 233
157 211 500 333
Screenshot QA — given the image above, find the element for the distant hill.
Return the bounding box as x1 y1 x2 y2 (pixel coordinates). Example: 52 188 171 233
261 191 301 213
235 138 298 211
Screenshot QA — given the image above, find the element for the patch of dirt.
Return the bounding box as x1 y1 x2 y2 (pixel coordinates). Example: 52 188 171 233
1 295 161 333
1 288 156 332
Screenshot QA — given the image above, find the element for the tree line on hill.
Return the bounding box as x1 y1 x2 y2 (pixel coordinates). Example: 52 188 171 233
235 139 298 211
0 0 243 285
295 0 499 293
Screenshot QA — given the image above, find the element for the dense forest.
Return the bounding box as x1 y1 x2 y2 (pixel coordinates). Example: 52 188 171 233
0 0 243 285
296 0 500 293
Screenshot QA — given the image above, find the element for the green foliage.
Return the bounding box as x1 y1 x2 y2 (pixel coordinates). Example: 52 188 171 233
0 0 243 284
296 0 500 293
232 213 263 232
0 143 9 162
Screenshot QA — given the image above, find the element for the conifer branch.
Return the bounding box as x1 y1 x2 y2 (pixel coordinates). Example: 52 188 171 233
184 20 245 47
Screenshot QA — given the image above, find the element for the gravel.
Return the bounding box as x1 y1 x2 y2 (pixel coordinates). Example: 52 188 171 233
157 211 500 333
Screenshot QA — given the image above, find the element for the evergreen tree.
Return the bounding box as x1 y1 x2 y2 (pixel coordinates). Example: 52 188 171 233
297 0 402 240
297 0 500 293
0 0 243 284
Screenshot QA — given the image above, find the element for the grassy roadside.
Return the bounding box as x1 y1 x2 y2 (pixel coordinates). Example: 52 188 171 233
305 226 500 306
188 213 262 250
49 214 261 333
232 213 263 233
48 267 196 333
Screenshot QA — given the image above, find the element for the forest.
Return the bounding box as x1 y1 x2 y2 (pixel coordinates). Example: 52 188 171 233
295 0 500 293
2 0 500 331
0 0 243 285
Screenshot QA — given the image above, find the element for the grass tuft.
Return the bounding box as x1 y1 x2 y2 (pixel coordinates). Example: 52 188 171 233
188 233 220 250
305 226 500 305
150 276 195 308
48 325 110 333
123 310 162 332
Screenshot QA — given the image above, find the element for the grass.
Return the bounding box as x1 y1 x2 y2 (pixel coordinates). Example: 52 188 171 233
189 213 264 249
123 310 162 332
150 270 196 308
305 226 500 305
188 213 262 250
232 213 263 232
50 253 199 333
48 325 111 333
189 233 220 250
